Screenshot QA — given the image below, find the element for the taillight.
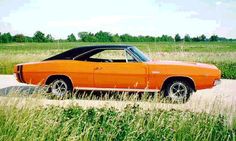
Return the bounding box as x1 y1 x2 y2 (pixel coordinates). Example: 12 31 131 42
16 65 25 83
17 65 20 71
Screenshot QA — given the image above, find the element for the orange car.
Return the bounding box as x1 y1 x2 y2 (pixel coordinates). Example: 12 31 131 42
14 45 221 101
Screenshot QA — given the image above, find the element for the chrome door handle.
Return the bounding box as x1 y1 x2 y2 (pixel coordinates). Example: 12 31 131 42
94 67 103 70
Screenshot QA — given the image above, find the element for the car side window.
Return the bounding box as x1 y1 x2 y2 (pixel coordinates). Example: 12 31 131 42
87 49 137 63
91 50 124 59
125 51 137 62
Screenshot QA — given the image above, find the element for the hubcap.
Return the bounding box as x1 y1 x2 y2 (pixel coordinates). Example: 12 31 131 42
51 79 68 96
169 82 188 102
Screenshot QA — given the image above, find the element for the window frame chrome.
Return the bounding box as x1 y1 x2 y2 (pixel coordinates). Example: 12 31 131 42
73 47 142 63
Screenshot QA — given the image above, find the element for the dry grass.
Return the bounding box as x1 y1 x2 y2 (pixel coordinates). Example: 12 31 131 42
149 52 236 63
0 89 235 127
0 91 235 140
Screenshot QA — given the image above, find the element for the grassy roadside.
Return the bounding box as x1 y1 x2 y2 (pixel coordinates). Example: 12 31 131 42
0 104 234 141
0 42 236 79
0 80 235 140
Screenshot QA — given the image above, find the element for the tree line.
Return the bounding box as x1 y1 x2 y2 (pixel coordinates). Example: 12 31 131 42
0 31 235 43
0 31 54 43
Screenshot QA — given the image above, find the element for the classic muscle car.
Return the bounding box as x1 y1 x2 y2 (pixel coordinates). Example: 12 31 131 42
14 45 221 102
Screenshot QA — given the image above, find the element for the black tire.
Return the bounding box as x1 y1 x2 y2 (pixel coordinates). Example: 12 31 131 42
161 80 193 103
47 78 73 97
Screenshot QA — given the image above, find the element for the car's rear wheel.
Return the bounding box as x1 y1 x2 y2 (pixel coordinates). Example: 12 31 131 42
48 78 72 97
162 80 193 103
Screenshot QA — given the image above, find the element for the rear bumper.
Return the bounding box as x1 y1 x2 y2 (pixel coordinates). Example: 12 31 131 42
14 65 26 83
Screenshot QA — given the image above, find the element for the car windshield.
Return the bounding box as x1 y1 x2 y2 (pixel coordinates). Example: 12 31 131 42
129 47 151 62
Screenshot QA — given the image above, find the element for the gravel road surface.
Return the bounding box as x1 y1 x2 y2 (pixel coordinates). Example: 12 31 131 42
0 75 235 115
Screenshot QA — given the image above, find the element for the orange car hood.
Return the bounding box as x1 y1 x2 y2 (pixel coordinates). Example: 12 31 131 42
147 60 217 69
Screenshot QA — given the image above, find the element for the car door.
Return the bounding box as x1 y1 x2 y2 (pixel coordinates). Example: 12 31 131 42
71 61 95 88
93 49 148 89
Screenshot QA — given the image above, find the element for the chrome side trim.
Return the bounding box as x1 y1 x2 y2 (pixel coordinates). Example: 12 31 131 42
73 47 142 62
152 71 160 74
74 87 160 92
125 48 142 62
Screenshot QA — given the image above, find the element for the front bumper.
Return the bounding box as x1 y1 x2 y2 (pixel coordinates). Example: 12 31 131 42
214 79 221 86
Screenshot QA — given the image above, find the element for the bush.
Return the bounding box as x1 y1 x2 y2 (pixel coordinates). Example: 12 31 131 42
67 33 76 42
215 62 236 79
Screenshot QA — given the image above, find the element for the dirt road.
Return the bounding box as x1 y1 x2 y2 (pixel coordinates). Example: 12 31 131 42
0 75 235 115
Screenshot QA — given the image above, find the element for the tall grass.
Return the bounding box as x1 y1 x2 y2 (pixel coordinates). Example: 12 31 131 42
0 104 234 141
0 82 235 140
0 99 235 141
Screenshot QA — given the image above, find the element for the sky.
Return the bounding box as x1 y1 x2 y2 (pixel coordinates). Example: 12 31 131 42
0 0 235 39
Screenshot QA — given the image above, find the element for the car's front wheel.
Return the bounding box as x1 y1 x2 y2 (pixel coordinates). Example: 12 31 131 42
162 80 193 103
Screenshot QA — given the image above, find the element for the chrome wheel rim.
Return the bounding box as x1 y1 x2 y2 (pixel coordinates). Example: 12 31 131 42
51 79 68 96
169 82 188 102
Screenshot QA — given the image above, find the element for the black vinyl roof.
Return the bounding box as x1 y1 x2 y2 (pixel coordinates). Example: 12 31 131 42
44 45 133 61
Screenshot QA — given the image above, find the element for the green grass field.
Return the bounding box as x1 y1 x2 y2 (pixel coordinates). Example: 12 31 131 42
0 103 235 141
0 42 236 78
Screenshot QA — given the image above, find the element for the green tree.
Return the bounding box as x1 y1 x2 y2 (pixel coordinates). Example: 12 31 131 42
67 33 76 42
199 34 206 41
45 34 54 42
14 34 25 42
1 33 13 43
218 37 228 41
159 35 174 42
95 31 112 42
140 36 155 42
78 32 89 41
0 32 2 43
86 36 98 42
192 36 201 42
78 32 97 42
120 34 133 42
210 35 219 41
184 34 191 42
111 34 121 42
175 34 181 42
33 31 46 42
25 36 33 42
